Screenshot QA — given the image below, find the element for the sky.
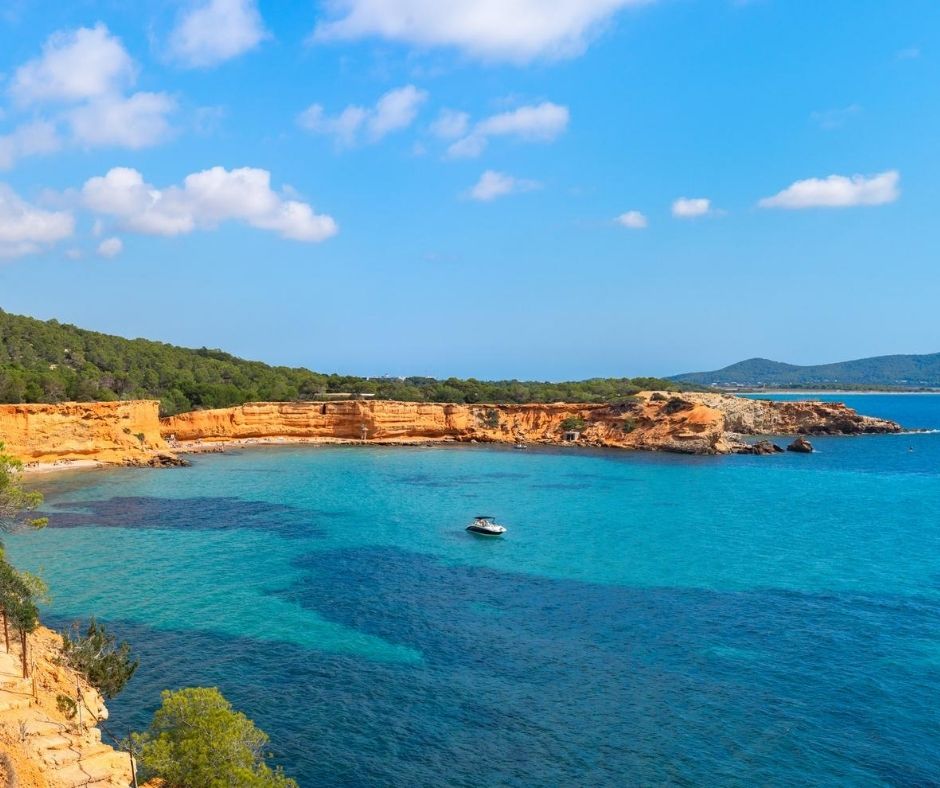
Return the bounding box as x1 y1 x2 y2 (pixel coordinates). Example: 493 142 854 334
0 0 938 380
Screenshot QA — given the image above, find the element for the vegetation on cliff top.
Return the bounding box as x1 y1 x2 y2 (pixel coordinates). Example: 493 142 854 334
0 308 697 415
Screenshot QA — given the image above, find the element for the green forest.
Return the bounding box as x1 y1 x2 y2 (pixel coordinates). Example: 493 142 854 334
672 354 940 389
0 309 694 415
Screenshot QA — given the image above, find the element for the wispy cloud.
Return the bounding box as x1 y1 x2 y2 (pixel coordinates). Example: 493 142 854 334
299 85 428 148
97 236 123 258
0 121 61 170
446 101 569 159
429 109 470 140
758 170 900 209
811 104 861 131
468 170 540 202
615 211 648 229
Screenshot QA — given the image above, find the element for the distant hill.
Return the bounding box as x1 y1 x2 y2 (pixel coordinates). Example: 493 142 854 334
0 308 694 415
672 354 940 389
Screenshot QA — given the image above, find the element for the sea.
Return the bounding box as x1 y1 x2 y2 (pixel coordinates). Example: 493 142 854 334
9 394 940 786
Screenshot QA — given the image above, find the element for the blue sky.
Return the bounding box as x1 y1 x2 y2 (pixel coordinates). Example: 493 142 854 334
0 0 937 379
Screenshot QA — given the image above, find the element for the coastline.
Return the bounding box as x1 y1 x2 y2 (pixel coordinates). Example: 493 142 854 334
7 393 903 474
21 458 108 476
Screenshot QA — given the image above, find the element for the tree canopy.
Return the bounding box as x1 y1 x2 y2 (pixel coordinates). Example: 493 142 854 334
0 309 698 415
0 442 47 536
132 687 297 788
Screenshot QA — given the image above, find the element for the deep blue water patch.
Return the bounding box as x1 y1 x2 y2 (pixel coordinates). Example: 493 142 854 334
42 496 333 537
60 547 940 786
270 547 940 786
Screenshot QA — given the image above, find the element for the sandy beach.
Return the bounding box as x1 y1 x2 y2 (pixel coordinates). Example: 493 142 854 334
21 458 107 476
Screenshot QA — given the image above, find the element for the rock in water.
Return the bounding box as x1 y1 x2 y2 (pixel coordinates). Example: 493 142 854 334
747 440 785 455
787 436 814 453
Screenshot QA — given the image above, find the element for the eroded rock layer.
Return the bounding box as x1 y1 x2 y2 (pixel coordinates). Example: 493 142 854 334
0 394 900 465
0 401 166 465
161 392 901 455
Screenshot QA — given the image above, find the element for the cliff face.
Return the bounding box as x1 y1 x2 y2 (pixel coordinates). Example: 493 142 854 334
0 401 166 465
0 394 900 466
0 627 133 787
161 393 900 455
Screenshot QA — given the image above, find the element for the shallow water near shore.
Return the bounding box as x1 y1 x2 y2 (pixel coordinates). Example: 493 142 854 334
9 394 940 785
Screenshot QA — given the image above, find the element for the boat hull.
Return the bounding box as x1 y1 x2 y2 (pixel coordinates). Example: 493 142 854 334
466 526 505 537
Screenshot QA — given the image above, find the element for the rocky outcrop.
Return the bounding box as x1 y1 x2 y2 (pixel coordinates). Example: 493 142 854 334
0 394 900 465
739 440 785 455
0 402 167 466
161 392 900 456
706 395 896 436
787 436 814 453
0 627 133 787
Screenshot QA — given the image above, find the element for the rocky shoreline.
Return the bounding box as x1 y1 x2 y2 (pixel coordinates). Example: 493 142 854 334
160 392 901 456
1 392 901 472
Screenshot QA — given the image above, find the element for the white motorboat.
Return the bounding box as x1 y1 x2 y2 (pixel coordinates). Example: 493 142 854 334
466 515 507 537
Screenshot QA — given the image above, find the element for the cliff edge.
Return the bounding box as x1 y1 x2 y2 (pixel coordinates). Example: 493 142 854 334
0 627 133 787
0 401 167 467
161 392 900 456
0 394 900 466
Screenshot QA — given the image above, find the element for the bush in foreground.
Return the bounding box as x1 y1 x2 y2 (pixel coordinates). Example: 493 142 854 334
132 687 297 788
61 618 138 699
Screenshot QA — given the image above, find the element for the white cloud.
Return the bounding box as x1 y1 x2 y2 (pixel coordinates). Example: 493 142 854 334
298 105 368 147
82 166 338 242
97 236 123 258
0 121 62 170
430 109 470 139
298 84 427 147
0 184 74 258
312 0 653 63
615 210 647 229
897 46 921 60
169 0 267 68
369 85 428 139
758 170 900 209
447 134 488 159
468 170 540 201
447 101 569 158
10 23 135 105
3 24 175 165
672 197 713 218
68 92 176 149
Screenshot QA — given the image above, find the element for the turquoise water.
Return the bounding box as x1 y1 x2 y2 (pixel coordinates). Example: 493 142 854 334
9 394 940 785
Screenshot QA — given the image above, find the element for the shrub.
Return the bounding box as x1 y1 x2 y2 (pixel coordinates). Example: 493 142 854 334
662 397 694 415
132 687 297 788
61 619 138 699
560 417 587 432
480 409 500 429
